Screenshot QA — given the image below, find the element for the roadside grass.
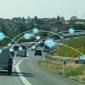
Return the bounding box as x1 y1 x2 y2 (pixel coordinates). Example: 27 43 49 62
65 64 85 81
38 36 85 82
38 60 85 82
38 60 63 75
65 64 85 76
52 45 80 57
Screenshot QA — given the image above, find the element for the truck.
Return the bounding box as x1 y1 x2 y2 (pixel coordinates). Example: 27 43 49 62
0 47 13 75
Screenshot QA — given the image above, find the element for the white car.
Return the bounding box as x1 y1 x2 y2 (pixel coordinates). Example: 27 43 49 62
31 45 36 50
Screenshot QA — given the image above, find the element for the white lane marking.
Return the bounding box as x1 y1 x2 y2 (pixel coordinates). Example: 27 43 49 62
16 59 32 85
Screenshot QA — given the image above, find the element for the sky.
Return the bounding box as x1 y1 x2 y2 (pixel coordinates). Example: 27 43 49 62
0 0 85 19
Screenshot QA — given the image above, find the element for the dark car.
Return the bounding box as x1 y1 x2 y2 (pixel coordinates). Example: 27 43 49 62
74 55 85 64
13 45 19 51
0 47 13 75
74 59 85 64
34 49 42 56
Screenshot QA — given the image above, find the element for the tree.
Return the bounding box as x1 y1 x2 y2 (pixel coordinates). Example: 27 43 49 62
69 16 78 26
34 16 39 24
70 16 77 21
56 15 65 26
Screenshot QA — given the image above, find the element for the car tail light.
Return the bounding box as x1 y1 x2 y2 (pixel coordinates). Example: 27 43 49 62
8 57 13 65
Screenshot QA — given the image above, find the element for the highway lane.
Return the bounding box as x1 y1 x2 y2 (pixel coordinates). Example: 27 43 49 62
0 31 84 85
0 57 24 85
19 56 85 85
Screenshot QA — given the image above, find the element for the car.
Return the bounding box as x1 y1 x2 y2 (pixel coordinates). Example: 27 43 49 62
17 45 27 57
43 45 53 52
74 58 85 64
74 55 85 64
13 44 19 51
0 47 13 75
43 48 50 52
39 42 44 47
34 49 42 56
31 45 36 50
13 44 27 57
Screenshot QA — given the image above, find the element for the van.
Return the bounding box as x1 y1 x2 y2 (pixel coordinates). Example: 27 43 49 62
0 47 13 75
17 45 27 57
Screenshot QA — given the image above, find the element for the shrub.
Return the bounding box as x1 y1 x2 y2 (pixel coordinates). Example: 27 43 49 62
65 64 85 76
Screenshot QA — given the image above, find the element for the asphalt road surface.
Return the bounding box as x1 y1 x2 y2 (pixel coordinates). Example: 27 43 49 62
0 57 23 85
0 51 84 85
19 56 85 85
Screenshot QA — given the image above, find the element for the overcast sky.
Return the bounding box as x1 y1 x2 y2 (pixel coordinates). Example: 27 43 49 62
0 0 85 19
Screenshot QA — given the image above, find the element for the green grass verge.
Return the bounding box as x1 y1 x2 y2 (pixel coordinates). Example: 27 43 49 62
51 36 85 57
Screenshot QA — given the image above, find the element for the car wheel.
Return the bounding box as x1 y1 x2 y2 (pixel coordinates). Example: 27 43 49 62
8 65 12 75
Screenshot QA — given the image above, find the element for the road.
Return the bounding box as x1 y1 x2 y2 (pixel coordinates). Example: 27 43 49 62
0 57 23 85
0 51 84 85
19 56 85 85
